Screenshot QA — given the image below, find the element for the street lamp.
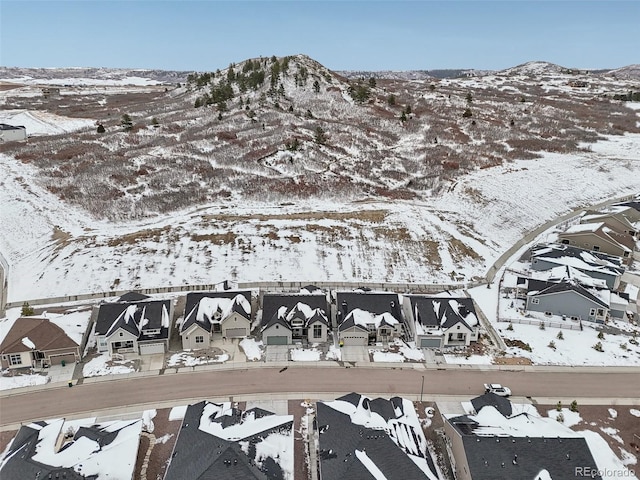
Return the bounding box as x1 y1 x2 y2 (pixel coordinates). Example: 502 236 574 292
420 375 425 403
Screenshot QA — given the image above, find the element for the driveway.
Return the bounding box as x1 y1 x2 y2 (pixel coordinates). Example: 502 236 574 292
340 346 370 364
266 345 290 362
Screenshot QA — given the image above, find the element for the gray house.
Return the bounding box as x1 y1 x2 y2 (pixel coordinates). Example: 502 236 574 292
530 244 624 289
404 295 480 348
336 291 404 346
95 298 172 355
261 292 330 345
525 280 609 323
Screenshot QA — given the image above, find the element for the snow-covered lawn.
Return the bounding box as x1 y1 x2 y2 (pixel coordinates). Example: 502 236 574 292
290 347 321 362
167 351 229 367
0 372 49 390
325 344 342 361
0 109 93 136
82 353 137 377
370 340 425 363
443 353 492 365
239 338 264 361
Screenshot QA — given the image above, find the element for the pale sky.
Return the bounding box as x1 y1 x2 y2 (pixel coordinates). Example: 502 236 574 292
1 1 638 72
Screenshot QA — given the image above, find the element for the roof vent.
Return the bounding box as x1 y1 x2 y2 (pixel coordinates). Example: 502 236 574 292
566 453 570 460
513 455 518 465
501 462 505 468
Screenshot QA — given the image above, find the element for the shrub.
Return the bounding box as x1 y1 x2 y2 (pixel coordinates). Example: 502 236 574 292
556 401 562 411
593 342 603 352
597 331 604 340
507 323 514 331
462 108 472 118
539 322 546 330
570 400 578 412
557 412 565 423
557 331 564 340
548 340 556 350
96 124 105 133
21 302 35 316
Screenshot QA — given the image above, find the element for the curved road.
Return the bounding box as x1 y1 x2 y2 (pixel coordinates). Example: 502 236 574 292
1 367 639 427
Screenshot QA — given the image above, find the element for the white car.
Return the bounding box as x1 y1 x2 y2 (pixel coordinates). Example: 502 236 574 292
484 383 512 397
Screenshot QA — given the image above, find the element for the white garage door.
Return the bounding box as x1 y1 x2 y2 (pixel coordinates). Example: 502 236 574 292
341 335 366 346
225 328 247 338
139 343 165 355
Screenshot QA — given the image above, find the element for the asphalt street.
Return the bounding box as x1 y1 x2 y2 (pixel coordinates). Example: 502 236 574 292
1 367 638 427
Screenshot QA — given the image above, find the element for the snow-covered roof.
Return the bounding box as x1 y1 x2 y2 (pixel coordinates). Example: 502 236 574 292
343 308 399 330
0 418 142 479
182 291 251 333
164 400 293 480
317 393 438 479
564 222 605 234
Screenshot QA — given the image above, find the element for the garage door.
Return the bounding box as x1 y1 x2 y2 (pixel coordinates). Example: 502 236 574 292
139 343 165 355
49 353 77 366
341 336 366 346
225 328 247 338
421 338 442 348
266 336 288 345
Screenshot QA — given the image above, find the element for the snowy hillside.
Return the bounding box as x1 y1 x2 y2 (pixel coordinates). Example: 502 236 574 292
0 55 639 301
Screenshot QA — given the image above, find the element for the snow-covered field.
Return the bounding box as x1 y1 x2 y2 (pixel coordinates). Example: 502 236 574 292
0 109 93 136
82 353 137 377
1 131 638 303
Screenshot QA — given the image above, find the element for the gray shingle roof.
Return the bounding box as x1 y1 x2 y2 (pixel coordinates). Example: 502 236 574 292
182 291 251 333
408 296 477 330
316 393 436 480
462 436 601 480
261 293 328 328
95 299 170 341
164 401 292 480
335 292 402 327
530 281 609 308
471 393 513 418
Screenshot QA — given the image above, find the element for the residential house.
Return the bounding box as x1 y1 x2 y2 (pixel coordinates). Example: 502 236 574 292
557 222 635 262
261 292 330 345
316 393 438 479
0 317 81 369
581 209 637 238
180 291 252 350
164 400 293 480
404 296 480 348
95 298 172 355
443 395 601 480
0 418 142 480
613 200 640 223
0 123 27 142
525 279 609 323
336 291 404 346
529 243 624 289
41 87 61 98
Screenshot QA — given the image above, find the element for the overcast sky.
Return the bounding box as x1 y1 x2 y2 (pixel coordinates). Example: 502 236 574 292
1 1 638 72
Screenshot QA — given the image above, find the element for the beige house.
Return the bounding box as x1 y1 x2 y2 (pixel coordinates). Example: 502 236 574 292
581 209 637 238
558 222 634 262
180 291 252 350
0 317 80 369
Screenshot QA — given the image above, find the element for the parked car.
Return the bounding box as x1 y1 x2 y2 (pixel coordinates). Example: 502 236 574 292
484 383 511 397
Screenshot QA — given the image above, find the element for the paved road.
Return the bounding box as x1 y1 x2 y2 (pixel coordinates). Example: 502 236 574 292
1 367 638 427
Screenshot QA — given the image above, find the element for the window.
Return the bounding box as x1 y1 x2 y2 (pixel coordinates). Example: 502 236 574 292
313 325 322 339
9 354 22 366
531 298 540 304
561 239 569 244
623 251 630 258
143 329 161 336
99 338 107 347
589 308 596 316
112 340 134 350
195 335 204 344
597 309 605 317
592 245 600 252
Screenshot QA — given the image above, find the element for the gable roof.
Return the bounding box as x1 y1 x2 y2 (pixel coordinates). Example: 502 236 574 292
336 291 402 327
471 393 513 418
182 291 251 334
164 400 293 480
261 293 328 328
0 418 142 480
530 244 624 274
408 296 478 333
528 280 609 309
316 393 437 480
95 300 171 340
0 317 78 354
118 291 150 302
560 222 634 252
